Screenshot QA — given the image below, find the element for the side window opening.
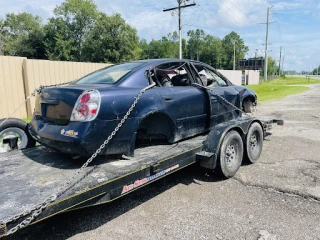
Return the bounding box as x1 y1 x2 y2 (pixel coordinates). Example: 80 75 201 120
151 62 194 87
193 64 228 87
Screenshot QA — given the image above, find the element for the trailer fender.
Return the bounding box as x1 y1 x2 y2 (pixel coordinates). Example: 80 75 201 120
198 118 262 169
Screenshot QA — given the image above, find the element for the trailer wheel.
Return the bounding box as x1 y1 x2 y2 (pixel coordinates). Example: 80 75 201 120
218 130 243 178
244 122 263 164
0 118 36 153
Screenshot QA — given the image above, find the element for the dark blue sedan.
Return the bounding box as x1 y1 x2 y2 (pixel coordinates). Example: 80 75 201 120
29 59 257 156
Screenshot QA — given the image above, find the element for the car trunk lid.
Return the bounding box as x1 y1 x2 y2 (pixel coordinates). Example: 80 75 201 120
34 85 98 125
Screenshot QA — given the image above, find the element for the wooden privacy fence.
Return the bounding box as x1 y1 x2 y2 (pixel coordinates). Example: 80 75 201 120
0 56 27 119
0 56 111 119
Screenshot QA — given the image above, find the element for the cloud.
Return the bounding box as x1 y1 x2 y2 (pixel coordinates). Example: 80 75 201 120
0 0 62 19
272 1 303 11
0 0 319 71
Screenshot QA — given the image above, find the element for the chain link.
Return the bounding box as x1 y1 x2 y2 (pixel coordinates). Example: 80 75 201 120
192 83 252 118
4 82 156 236
37 80 78 93
0 80 76 128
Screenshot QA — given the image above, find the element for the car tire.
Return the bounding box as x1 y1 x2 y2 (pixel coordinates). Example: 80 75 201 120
217 130 243 178
0 118 36 153
243 99 254 113
244 122 263 164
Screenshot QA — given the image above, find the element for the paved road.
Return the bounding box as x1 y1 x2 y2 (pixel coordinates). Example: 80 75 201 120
5 85 320 240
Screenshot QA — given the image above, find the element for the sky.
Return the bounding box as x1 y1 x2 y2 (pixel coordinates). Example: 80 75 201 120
0 0 319 72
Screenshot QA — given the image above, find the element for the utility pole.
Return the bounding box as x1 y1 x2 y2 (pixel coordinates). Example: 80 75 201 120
281 53 285 74
279 46 282 76
264 7 270 81
261 6 274 81
233 41 236 70
163 0 196 59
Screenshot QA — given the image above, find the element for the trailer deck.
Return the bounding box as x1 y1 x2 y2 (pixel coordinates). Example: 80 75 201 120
0 133 207 233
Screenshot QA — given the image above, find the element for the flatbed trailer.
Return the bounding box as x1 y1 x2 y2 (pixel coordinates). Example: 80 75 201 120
0 117 283 238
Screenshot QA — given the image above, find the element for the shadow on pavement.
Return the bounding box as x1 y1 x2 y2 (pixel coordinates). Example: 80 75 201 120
4 164 224 240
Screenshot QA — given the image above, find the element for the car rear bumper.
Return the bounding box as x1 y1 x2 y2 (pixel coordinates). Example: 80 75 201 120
29 116 136 156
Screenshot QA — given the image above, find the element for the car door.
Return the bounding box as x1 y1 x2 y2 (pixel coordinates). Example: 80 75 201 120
190 63 241 127
152 61 210 139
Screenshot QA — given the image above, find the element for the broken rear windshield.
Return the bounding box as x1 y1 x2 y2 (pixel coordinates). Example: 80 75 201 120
75 62 144 84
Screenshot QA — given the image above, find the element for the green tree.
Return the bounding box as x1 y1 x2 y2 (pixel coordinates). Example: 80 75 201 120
222 31 248 70
83 13 140 63
139 38 150 59
44 18 76 60
260 57 279 77
139 32 180 60
44 0 98 61
167 31 179 58
267 57 279 76
187 29 205 60
201 35 224 68
0 19 4 54
147 38 168 59
313 66 319 75
1 13 45 58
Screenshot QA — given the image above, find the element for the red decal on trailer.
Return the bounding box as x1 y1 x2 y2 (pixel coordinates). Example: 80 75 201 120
121 164 180 194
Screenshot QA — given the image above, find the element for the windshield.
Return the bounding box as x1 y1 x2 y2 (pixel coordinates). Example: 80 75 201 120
75 62 144 84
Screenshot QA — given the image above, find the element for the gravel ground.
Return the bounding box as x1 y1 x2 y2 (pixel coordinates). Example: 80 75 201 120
4 84 320 240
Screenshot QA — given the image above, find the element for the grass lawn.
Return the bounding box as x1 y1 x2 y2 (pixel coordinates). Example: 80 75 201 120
268 77 320 85
247 77 319 102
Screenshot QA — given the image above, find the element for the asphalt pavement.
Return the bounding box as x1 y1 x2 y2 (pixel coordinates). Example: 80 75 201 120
5 84 320 240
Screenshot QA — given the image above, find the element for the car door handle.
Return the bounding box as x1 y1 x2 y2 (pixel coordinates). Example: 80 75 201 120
163 96 174 101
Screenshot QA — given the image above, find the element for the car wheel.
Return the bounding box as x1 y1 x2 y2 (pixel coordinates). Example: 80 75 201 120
218 130 243 178
244 122 263 164
243 99 254 113
0 118 36 153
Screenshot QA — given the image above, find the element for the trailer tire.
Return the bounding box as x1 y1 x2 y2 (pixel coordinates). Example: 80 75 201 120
218 130 243 178
0 118 36 152
244 122 263 164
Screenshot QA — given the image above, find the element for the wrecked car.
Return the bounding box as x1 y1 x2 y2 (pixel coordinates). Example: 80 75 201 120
29 59 257 157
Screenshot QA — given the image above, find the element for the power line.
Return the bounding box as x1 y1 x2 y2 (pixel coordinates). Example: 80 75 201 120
196 5 267 56
197 5 235 34
225 0 265 33
258 0 269 8
182 5 202 27
269 8 283 42
208 0 266 41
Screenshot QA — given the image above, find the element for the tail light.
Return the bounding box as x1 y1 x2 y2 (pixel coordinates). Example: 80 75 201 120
71 90 101 122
